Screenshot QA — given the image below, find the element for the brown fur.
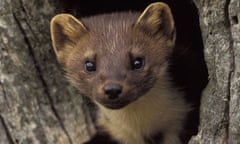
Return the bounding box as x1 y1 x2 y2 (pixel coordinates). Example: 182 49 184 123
50 2 189 144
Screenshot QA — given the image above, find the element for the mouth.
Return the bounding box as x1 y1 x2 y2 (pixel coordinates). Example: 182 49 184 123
102 102 129 109
96 94 140 110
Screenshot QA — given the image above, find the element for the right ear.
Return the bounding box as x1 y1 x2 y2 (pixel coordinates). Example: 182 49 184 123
134 2 175 41
50 14 87 61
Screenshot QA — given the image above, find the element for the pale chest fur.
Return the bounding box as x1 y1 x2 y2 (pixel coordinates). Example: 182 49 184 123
97 81 189 144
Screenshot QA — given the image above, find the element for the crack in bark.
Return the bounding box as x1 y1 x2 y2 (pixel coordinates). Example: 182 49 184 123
0 115 15 144
12 12 73 144
19 0 40 42
225 0 237 143
223 0 235 142
0 80 11 109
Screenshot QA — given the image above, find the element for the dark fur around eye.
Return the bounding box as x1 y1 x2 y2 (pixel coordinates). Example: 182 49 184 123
131 57 145 71
84 61 96 73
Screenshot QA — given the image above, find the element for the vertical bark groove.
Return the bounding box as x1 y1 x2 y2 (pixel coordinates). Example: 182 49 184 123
189 0 239 143
1 80 10 109
0 115 15 144
18 0 40 42
12 12 73 144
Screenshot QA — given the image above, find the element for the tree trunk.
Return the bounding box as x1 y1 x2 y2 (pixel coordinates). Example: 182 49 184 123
0 0 239 144
189 0 240 143
0 0 95 144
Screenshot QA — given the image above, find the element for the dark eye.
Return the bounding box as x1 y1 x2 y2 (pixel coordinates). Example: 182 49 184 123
131 57 144 70
84 61 96 73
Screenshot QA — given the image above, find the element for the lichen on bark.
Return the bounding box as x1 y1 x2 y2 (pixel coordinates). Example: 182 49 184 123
189 0 240 143
0 0 95 144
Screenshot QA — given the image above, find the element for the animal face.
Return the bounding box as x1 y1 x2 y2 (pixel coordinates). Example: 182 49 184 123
50 2 176 109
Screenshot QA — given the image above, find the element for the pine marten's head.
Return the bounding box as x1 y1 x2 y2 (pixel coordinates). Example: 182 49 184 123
50 2 176 109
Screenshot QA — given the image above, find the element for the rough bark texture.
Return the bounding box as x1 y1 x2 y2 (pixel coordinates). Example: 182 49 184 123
189 0 240 143
0 0 240 144
0 0 95 144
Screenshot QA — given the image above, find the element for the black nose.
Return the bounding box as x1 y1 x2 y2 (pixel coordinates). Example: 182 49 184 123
103 84 122 100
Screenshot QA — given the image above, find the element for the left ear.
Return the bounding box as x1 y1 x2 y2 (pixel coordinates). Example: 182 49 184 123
134 2 176 41
50 14 88 65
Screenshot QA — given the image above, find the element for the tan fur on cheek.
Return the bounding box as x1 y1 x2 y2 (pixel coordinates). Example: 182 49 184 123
97 70 190 144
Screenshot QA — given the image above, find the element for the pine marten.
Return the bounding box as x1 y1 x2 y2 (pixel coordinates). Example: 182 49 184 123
50 2 190 144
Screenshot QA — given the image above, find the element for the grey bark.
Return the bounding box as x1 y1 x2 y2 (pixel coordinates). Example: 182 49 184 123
189 0 240 144
0 0 240 144
0 0 95 144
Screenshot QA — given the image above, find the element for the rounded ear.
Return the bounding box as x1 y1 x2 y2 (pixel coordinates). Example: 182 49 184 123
50 14 87 57
134 2 176 41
